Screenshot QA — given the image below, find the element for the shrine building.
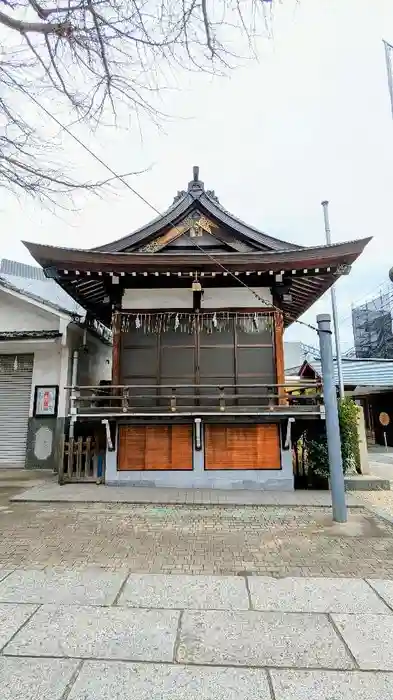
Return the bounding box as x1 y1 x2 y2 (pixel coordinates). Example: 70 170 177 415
24 167 370 489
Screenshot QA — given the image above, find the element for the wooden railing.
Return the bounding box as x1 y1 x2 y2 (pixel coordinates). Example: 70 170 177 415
67 382 322 417
59 437 102 484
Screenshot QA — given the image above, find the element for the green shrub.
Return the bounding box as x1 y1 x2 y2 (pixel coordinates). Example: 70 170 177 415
339 397 361 473
304 398 360 478
304 421 330 478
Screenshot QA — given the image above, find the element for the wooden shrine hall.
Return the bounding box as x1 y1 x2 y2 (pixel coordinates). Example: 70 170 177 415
24 167 370 489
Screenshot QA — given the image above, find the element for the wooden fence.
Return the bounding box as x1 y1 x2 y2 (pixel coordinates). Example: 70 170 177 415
59 437 102 484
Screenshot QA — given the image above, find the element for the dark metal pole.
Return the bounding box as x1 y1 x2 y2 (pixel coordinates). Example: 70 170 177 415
317 313 347 523
321 200 345 400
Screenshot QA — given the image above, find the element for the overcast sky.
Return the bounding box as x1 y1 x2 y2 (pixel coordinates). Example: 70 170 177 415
1 0 393 349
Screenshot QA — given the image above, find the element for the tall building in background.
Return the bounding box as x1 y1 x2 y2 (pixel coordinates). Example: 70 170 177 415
352 291 393 358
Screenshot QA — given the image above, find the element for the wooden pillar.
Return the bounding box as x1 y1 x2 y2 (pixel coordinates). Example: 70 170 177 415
273 310 286 405
111 310 121 386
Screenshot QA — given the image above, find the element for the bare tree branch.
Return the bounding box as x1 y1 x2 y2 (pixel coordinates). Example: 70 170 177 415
0 8 72 35
0 0 275 203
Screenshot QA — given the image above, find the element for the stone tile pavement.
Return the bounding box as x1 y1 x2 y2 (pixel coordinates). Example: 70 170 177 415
3 495 393 576
2 570 393 698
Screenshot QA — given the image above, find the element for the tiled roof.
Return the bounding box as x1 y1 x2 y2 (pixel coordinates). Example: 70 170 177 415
0 258 84 318
94 167 302 253
0 330 61 340
303 357 393 388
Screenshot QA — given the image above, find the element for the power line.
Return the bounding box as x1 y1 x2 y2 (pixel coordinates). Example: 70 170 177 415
5 70 324 334
185 234 320 332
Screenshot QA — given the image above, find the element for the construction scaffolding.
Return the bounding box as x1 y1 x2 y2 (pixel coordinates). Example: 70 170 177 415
352 286 393 359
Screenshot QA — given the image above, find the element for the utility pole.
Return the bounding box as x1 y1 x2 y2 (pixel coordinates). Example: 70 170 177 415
321 201 345 400
317 314 347 523
383 40 393 120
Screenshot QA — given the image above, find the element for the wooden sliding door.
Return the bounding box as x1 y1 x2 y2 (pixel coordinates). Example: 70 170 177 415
118 424 193 470
204 423 280 470
120 314 276 407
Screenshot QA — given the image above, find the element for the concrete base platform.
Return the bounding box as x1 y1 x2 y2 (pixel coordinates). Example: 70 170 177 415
345 475 391 491
10 483 362 507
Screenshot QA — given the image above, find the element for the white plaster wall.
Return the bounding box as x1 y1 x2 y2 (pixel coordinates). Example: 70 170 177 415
86 336 112 385
28 328 110 419
0 290 60 332
122 287 272 310
29 345 64 416
67 324 112 387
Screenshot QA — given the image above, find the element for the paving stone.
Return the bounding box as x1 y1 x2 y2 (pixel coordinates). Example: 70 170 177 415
1 492 393 577
177 610 353 668
248 577 390 613
67 661 271 700
0 657 80 700
0 568 126 605
366 579 393 610
270 669 393 699
0 603 37 650
332 613 393 670
117 574 249 610
4 605 179 661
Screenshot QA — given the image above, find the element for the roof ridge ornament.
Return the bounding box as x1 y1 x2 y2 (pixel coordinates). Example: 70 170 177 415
188 165 204 194
173 190 186 203
206 189 219 203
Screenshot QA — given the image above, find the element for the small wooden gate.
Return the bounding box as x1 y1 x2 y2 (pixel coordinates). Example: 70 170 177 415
59 437 102 484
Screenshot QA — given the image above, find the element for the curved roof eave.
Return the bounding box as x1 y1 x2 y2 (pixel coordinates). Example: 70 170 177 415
22 235 371 328
23 236 371 271
92 172 303 253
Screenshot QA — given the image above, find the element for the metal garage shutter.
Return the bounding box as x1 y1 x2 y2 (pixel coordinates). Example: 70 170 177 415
0 354 33 467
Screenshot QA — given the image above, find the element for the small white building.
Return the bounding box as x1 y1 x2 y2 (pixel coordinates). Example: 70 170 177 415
0 259 111 469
